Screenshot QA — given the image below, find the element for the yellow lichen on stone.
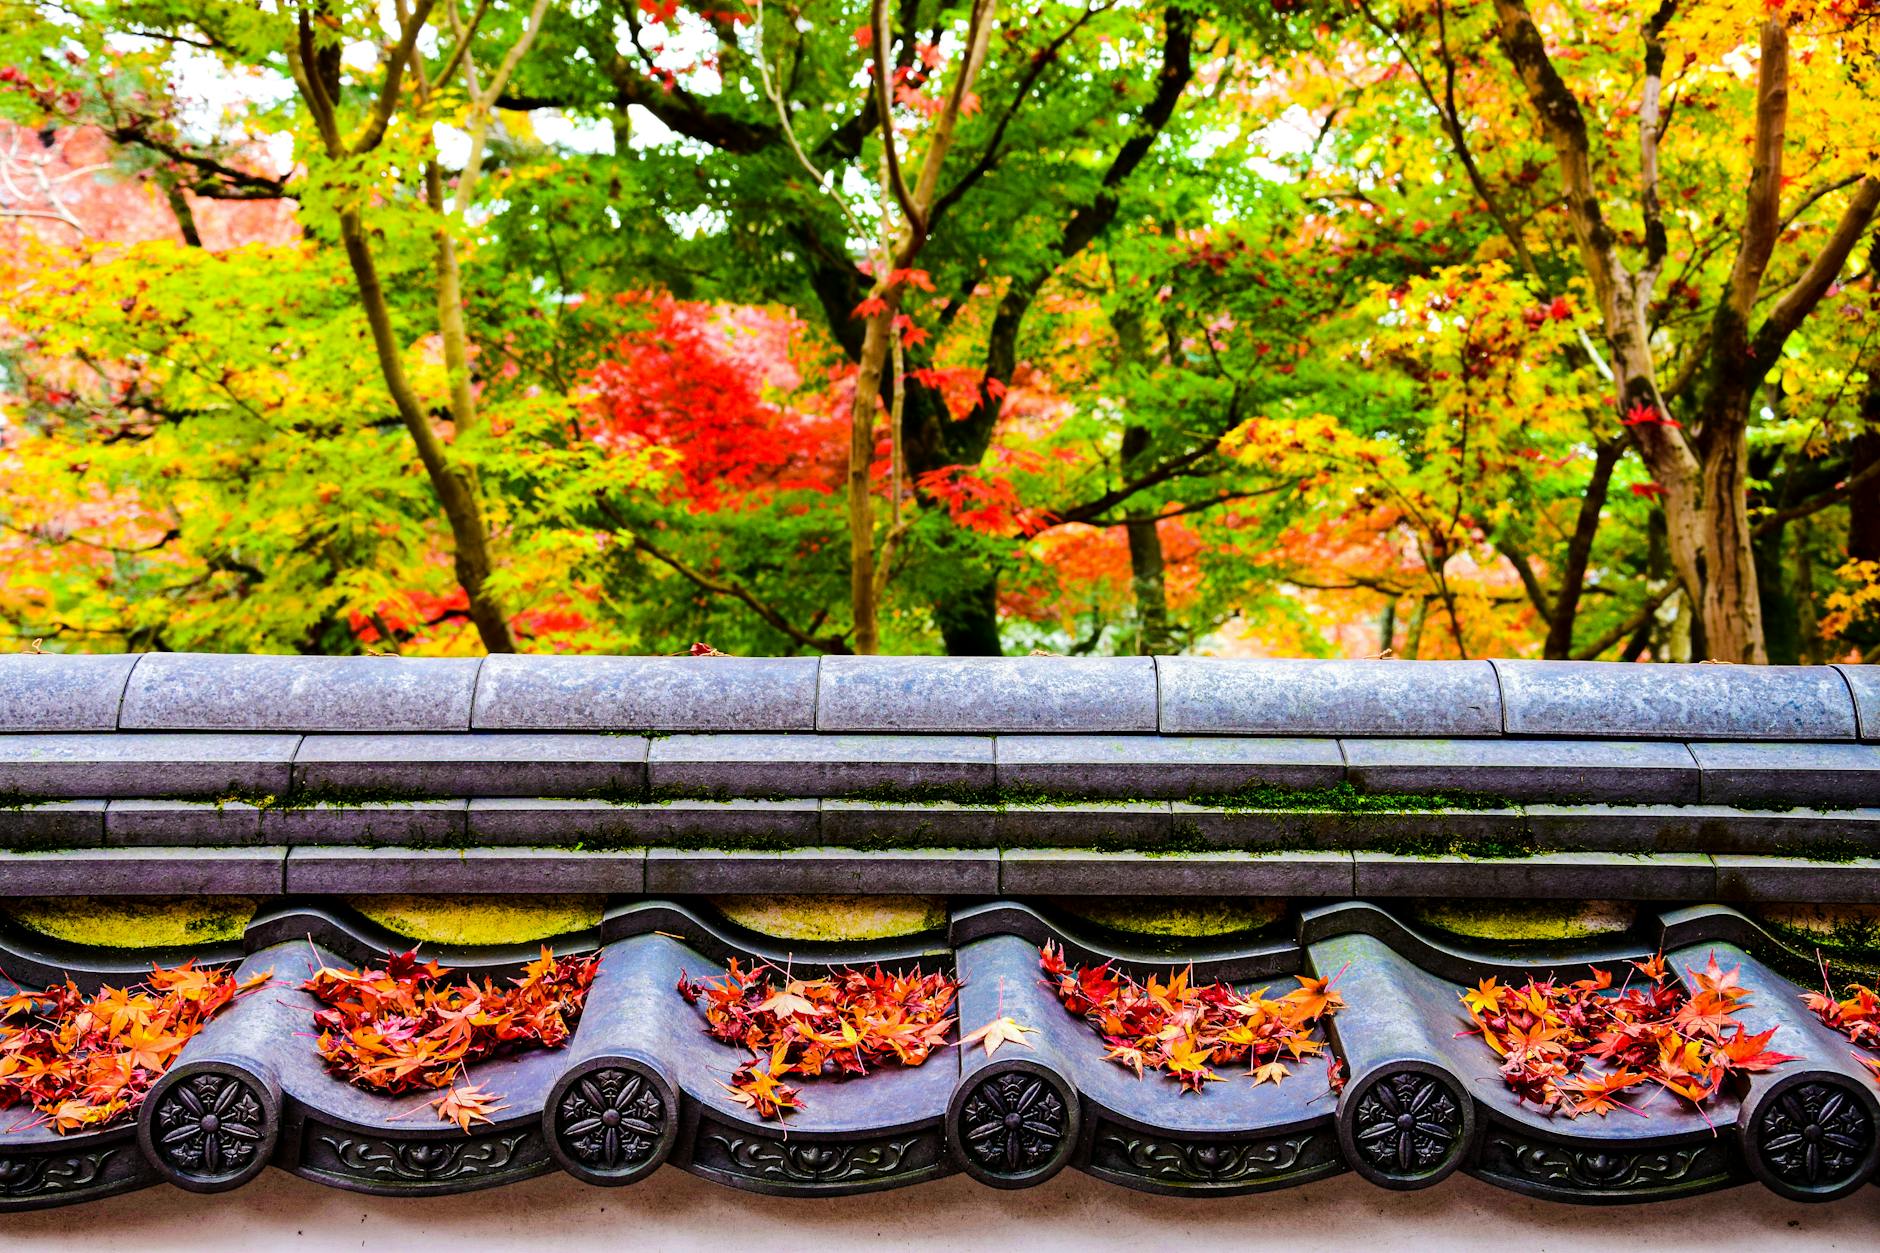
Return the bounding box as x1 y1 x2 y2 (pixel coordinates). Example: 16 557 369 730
349 896 605 946
1411 899 1636 943
1053 897 1284 938
710 895 946 941
4 897 258 948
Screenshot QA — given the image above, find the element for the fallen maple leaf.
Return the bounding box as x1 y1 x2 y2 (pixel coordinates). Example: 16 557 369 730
961 1015 1036 1057
431 1082 508 1133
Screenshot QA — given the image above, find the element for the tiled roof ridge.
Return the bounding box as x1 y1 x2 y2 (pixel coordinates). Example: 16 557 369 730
1 899 1874 1207
0 652 1872 740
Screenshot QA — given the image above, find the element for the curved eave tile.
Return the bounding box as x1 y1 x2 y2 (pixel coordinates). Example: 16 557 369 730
2 900 1878 1205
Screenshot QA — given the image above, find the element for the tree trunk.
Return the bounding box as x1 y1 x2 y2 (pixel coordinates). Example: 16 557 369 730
846 305 896 655
935 575 1002 655
1543 438 1621 658
337 208 517 654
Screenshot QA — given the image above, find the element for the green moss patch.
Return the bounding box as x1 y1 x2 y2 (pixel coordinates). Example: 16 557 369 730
1756 904 1880 975
1409 899 1637 943
5 897 258 948
348 895 605 946
1052 896 1285 938
709 895 947 942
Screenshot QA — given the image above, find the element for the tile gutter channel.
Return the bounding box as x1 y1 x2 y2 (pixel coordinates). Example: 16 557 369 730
0 900 1876 1209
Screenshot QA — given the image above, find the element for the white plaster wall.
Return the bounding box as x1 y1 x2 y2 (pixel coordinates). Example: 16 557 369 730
5 1167 1877 1251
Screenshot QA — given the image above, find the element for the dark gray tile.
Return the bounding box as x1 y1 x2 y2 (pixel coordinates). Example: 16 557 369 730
1157 658 1501 736
1353 850 1714 899
0 653 141 733
815 657 1156 733
0 846 285 895
0 799 105 849
1715 854 1880 904
259 800 467 846
1171 803 1524 851
472 655 816 731
0 732 300 799
1493 660 1856 740
646 847 999 894
994 734 1342 798
1690 741 1880 809
992 801 1172 847
284 846 644 894
1343 738 1697 804
999 847 1355 896
649 733 993 798
1524 803 1880 855
467 798 819 846
294 732 647 798
119 654 479 732
819 800 999 847
105 800 265 846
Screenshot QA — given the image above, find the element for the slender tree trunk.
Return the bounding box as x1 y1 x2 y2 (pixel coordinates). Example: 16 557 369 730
1125 513 1171 656
1543 438 1622 658
425 162 479 436
846 306 897 655
337 209 517 653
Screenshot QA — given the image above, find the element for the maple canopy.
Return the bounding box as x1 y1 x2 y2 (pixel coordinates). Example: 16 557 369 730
1 0 1877 662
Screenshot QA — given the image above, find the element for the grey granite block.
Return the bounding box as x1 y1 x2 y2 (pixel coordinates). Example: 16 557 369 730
105 800 265 846
467 798 819 846
1493 660 1856 740
1352 850 1714 899
1714 854 1880 904
649 733 993 798
472 654 816 731
1524 803 1880 855
0 732 300 799
1171 803 1525 851
815 656 1156 733
259 800 467 846
1690 741 1880 809
0 653 141 732
999 848 1355 896
294 732 647 799
1836 664 1880 741
992 801 1172 848
1343 738 1698 804
0 846 285 895
284 846 645 894
819 800 999 847
119 653 480 732
1157 658 1501 737
0 799 105 849
647 847 998 894
994 734 1343 798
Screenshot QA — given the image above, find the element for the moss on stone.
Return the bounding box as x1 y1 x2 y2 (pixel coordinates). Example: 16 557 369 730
1755 904 1880 974
1053 896 1285 938
1408 898 1637 943
5 896 258 947
348 895 605 946
709 895 947 942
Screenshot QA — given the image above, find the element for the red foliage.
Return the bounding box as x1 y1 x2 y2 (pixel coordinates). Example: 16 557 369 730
0 963 266 1133
585 295 845 510
1460 954 1796 1117
677 959 959 1119
1040 943 1343 1092
1803 970 1880 1086
304 948 598 1126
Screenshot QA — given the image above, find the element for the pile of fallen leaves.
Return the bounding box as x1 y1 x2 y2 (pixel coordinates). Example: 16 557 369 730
1803 971 1880 1085
1040 942 1344 1092
0 962 265 1134
1461 954 1795 1117
303 947 598 1131
677 959 958 1119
